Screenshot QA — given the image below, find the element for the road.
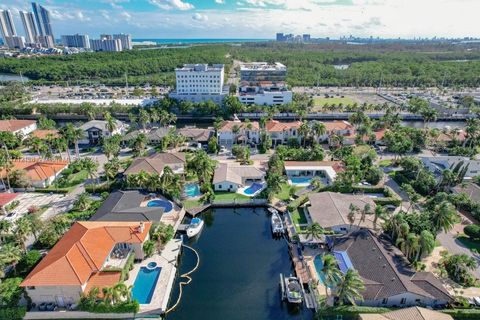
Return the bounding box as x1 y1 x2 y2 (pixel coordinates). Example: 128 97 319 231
437 230 480 278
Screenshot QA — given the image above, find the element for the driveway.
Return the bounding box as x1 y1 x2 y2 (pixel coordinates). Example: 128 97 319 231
437 230 480 279
2 193 63 223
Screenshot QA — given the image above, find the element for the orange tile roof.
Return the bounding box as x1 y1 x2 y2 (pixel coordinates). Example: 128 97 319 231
265 120 302 132
219 120 260 132
0 159 68 182
0 120 36 132
31 129 60 139
437 130 467 142
84 271 122 297
324 120 354 132
0 193 19 207
21 221 151 287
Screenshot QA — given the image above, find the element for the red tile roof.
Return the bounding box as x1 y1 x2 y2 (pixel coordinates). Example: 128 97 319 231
265 120 302 132
31 129 60 140
0 193 19 207
21 221 151 287
0 159 68 182
324 120 354 132
84 271 122 297
0 120 36 132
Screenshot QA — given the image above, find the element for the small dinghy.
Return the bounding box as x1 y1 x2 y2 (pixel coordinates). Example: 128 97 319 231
186 218 204 238
267 207 279 215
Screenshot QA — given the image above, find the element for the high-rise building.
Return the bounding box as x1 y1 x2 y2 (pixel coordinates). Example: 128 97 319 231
4 36 26 49
36 35 54 48
61 34 90 49
89 38 122 52
20 11 38 43
276 33 285 41
302 34 311 42
113 33 132 50
238 62 292 106
100 34 113 40
170 64 228 104
0 10 17 47
31 2 53 37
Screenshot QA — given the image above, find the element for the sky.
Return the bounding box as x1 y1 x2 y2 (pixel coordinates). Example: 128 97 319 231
1 0 480 39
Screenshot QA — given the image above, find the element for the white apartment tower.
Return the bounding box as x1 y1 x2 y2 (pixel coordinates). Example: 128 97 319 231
113 33 132 50
0 10 23 49
20 11 38 43
90 38 122 52
61 34 90 49
170 64 228 104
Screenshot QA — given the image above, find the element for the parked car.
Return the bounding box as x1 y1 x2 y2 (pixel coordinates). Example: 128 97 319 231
45 302 57 311
38 303 47 311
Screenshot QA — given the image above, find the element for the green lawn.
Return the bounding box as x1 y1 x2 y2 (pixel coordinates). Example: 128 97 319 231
314 97 356 107
456 235 480 252
275 183 302 201
64 170 88 186
291 206 308 225
378 159 393 167
183 191 251 209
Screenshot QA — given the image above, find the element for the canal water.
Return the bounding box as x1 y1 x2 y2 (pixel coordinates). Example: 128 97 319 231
166 207 314 320
0 73 29 82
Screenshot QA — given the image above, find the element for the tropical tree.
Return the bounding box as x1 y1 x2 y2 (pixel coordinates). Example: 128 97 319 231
311 121 326 142
432 201 458 233
103 111 117 134
138 109 150 131
305 223 324 241
186 150 216 187
298 121 311 147
0 242 22 273
130 133 147 157
321 254 342 299
61 123 84 159
266 173 284 195
83 158 99 192
347 204 358 230
104 157 120 183
76 192 92 211
418 230 435 260
335 269 365 306
373 205 385 231
14 216 33 252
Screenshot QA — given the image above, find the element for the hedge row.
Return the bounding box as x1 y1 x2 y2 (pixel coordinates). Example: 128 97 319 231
79 300 139 313
0 307 26 320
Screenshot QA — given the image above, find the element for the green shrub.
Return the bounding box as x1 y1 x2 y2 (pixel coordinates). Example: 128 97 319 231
15 250 42 278
287 194 309 212
443 309 480 320
79 300 139 313
0 307 26 320
464 225 480 240
0 278 23 306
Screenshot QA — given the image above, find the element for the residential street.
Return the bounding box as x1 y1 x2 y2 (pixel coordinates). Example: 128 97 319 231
437 230 480 278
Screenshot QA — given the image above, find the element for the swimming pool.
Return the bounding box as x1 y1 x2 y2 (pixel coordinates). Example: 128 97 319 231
185 183 201 197
132 266 162 304
290 177 312 185
313 255 327 285
147 199 173 212
244 183 264 195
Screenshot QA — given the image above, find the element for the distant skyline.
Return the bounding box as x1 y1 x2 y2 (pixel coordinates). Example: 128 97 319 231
1 0 479 40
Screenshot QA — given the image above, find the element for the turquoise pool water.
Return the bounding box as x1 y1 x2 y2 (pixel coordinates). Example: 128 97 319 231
244 183 264 195
313 255 328 286
147 199 173 212
185 183 201 197
290 177 312 185
132 267 162 304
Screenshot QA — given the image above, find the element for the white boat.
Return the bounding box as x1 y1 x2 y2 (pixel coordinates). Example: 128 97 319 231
186 218 204 238
280 274 303 304
271 212 284 234
267 207 278 215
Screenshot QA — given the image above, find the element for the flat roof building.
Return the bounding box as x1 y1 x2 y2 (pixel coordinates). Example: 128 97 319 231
61 34 90 49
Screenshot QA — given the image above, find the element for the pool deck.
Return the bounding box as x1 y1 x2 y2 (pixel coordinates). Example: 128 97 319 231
126 238 183 315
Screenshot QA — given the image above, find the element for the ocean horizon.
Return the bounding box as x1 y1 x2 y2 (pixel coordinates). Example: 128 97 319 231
132 38 272 45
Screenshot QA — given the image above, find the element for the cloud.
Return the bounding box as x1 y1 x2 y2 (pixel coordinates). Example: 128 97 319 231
215 0 225 3
120 11 132 21
102 0 129 10
148 0 194 10
192 12 209 21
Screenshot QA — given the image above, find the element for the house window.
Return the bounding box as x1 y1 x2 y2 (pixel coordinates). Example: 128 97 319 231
230 185 233 188
218 185 222 189
382 298 388 304
27 286 35 290
400 298 406 304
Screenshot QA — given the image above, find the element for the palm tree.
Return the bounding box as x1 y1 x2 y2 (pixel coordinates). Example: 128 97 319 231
187 150 216 187
104 157 120 183
336 269 365 306
305 223 324 241
298 121 311 147
266 173 284 195
103 111 117 134
321 254 342 299
311 121 326 143
27 136 46 156
102 287 114 305
61 123 84 159
83 158 99 193
347 204 358 230
76 192 92 211
232 124 241 143
432 201 457 233
357 203 371 227
373 205 385 231
25 213 42 241
14 216 33 252
418 230 435 260
138 109 150 131
131 133 147 157
0 242 22 273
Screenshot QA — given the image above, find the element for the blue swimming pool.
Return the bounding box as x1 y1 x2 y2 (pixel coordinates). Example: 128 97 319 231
185 183 201 197
132 266 162 304
244 183 264 195
147 199 173 212
290 177 312 185
313 255 327 285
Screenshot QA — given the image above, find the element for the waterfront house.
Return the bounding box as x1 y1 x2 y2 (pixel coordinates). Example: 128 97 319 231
359 306 453 320
0 119 37 137
284 161 344 186
319 121 355 146
217 118 260 146
90 190 164 222
121 127 171 147
79 119 127 145
213 163 265 192
0 159 68 188
420 156 480 180
177 127 214 145
305 192 376 233
265 120 302 146
328 229 452 307
124 152 186 176
21 221 151 307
